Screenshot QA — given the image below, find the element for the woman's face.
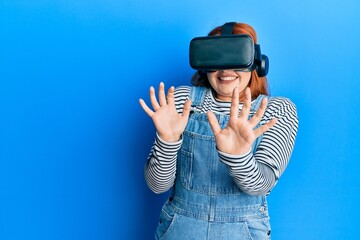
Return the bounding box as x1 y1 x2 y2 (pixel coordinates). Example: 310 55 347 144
206 70 251 102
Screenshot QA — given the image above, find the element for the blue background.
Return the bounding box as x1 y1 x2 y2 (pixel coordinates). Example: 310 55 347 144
1 0 359 239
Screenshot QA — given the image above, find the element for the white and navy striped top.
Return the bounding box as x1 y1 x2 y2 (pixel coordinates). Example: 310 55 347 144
145 86 298 196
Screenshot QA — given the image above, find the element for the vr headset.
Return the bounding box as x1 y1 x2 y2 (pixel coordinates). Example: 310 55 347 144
189 22 269 77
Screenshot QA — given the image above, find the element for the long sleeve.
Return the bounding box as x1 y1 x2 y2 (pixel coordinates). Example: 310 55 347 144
143 87 190 194
144 133 182 194
218 150 276 196
219 97 299 196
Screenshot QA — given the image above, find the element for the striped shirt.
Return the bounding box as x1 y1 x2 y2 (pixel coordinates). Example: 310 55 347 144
145 86 298 196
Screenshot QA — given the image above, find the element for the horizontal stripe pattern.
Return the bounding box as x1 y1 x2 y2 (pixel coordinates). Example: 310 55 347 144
145 86 298 195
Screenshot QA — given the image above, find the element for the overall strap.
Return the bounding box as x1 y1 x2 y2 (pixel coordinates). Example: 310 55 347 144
251 94 267 112
189 86 207 107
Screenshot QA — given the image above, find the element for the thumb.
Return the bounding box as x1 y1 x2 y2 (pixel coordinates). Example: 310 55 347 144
207 111 221 136
181 99 192 119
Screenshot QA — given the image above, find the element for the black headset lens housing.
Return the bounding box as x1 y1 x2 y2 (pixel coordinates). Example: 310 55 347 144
189 22 269 77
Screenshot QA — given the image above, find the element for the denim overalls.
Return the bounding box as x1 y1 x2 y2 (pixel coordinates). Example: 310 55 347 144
155 87 272 240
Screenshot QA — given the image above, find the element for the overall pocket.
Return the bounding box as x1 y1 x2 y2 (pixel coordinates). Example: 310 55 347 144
178 131 244 194
244 217 271 240
155 204 178 240
178 148 193 190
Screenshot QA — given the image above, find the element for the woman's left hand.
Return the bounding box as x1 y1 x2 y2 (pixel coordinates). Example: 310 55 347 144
207 87 277 155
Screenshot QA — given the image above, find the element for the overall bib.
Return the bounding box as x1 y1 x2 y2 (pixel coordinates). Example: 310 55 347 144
155 87 272 240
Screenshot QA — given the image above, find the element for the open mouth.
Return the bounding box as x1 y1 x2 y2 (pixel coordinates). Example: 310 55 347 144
218 76 238 83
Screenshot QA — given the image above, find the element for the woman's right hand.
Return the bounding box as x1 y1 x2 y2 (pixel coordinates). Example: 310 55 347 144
139 82 192 142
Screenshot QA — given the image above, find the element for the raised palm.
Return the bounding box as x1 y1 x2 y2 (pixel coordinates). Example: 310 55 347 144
139 82 191 142
207 87 277 155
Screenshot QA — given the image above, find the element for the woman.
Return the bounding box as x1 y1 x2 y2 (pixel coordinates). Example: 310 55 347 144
139 22 298 240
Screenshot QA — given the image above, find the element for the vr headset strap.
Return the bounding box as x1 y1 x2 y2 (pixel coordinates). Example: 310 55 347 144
221 22 236 35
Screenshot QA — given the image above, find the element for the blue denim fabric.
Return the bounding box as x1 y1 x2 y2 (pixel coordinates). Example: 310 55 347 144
155 87 271 240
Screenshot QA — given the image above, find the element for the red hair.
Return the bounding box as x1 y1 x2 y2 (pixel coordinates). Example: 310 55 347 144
191 23 269 99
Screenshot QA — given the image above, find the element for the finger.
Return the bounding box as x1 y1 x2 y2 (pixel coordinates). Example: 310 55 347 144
207 111 222 136
181 99 192 119
249 97 268 127
158 82 167 106
254 118 278 137
149 86 160 110
230 87 240 119
167 86 175 106
139 98 154 117
239 87 251 120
